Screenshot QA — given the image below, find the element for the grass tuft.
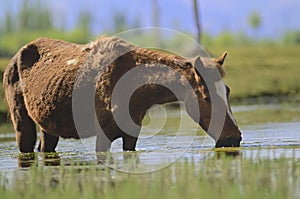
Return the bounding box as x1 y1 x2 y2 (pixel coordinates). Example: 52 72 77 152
0 152 299 199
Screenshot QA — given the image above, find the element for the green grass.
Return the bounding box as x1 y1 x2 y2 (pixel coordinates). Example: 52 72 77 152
0 123 13 134
1 153 299 199
234 102 300 126
208 45 300 100
0 59 9 119
236 107 300 126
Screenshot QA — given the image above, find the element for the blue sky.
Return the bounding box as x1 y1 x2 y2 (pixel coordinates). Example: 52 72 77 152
1 0 300 39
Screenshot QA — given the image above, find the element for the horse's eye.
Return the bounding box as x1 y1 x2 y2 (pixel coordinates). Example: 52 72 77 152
204 97 211 102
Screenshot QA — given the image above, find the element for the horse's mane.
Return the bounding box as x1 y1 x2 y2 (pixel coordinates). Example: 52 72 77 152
132 47 192 69
84 36 224 77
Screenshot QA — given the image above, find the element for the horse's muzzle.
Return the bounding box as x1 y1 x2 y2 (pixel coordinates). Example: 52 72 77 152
215 136 242 148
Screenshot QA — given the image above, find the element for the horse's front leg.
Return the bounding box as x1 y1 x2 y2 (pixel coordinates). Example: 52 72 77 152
122 134 139 151
38 130 59 152
121 109 145 151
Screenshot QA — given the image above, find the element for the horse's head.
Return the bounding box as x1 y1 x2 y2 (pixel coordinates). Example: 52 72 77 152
185 52 242 147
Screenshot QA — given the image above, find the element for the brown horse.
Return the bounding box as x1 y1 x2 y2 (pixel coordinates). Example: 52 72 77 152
3 36 242 153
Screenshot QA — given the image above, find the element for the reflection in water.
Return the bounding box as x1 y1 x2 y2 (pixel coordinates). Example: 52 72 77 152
122 152 140 170
17 153 36 168
42 153 61 166
214 148 241 158
7 122 300 172
17 152 61 168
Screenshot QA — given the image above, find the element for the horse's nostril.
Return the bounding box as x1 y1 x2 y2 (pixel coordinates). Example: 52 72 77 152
215 137 242 148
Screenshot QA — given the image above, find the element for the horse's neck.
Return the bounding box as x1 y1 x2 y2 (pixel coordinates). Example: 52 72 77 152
130 48 197 108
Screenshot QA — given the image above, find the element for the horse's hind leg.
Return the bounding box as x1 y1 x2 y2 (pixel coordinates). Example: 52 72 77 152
2 51 39 153
38 130 59 152
9 92 37 153
3 56 37 153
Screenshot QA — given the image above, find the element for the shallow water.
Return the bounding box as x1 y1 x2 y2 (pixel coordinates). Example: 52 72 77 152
0 102 299 173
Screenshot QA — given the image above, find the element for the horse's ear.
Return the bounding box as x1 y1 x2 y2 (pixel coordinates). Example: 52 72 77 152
216 52 227 66
191 56 204 69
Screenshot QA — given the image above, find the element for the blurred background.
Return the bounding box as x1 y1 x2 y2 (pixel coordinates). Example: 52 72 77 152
0 0 300 132
0 0 299 55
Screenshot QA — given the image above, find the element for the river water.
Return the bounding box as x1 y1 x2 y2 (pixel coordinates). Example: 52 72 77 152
0 102 299 173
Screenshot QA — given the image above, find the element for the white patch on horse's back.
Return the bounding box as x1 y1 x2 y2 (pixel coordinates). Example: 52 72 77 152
66 59 78 65
215 80 238 126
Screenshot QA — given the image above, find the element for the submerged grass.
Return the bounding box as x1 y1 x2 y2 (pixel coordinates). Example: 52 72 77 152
0 152 299 199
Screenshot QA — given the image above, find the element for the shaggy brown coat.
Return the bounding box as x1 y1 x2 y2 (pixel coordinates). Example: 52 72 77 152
3 36 241 152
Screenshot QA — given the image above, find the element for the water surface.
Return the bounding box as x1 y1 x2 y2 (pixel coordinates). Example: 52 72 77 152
0 102 299 173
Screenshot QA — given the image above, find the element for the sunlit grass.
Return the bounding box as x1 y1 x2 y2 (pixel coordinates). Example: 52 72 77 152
0 123 13 135
208 45 300 100
0 152 299 199
0 58 9 71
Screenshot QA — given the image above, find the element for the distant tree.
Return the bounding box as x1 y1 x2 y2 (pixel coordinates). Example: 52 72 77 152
192 0 202 43
152 0 160 28
283 31 300 45
36 7 52 30
113 12 127 33
215 32 235 46
249 12 262 38
78 11 92 38
18 0 53 31
152 0 161 47
4 11 13 33
18 0 30 31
